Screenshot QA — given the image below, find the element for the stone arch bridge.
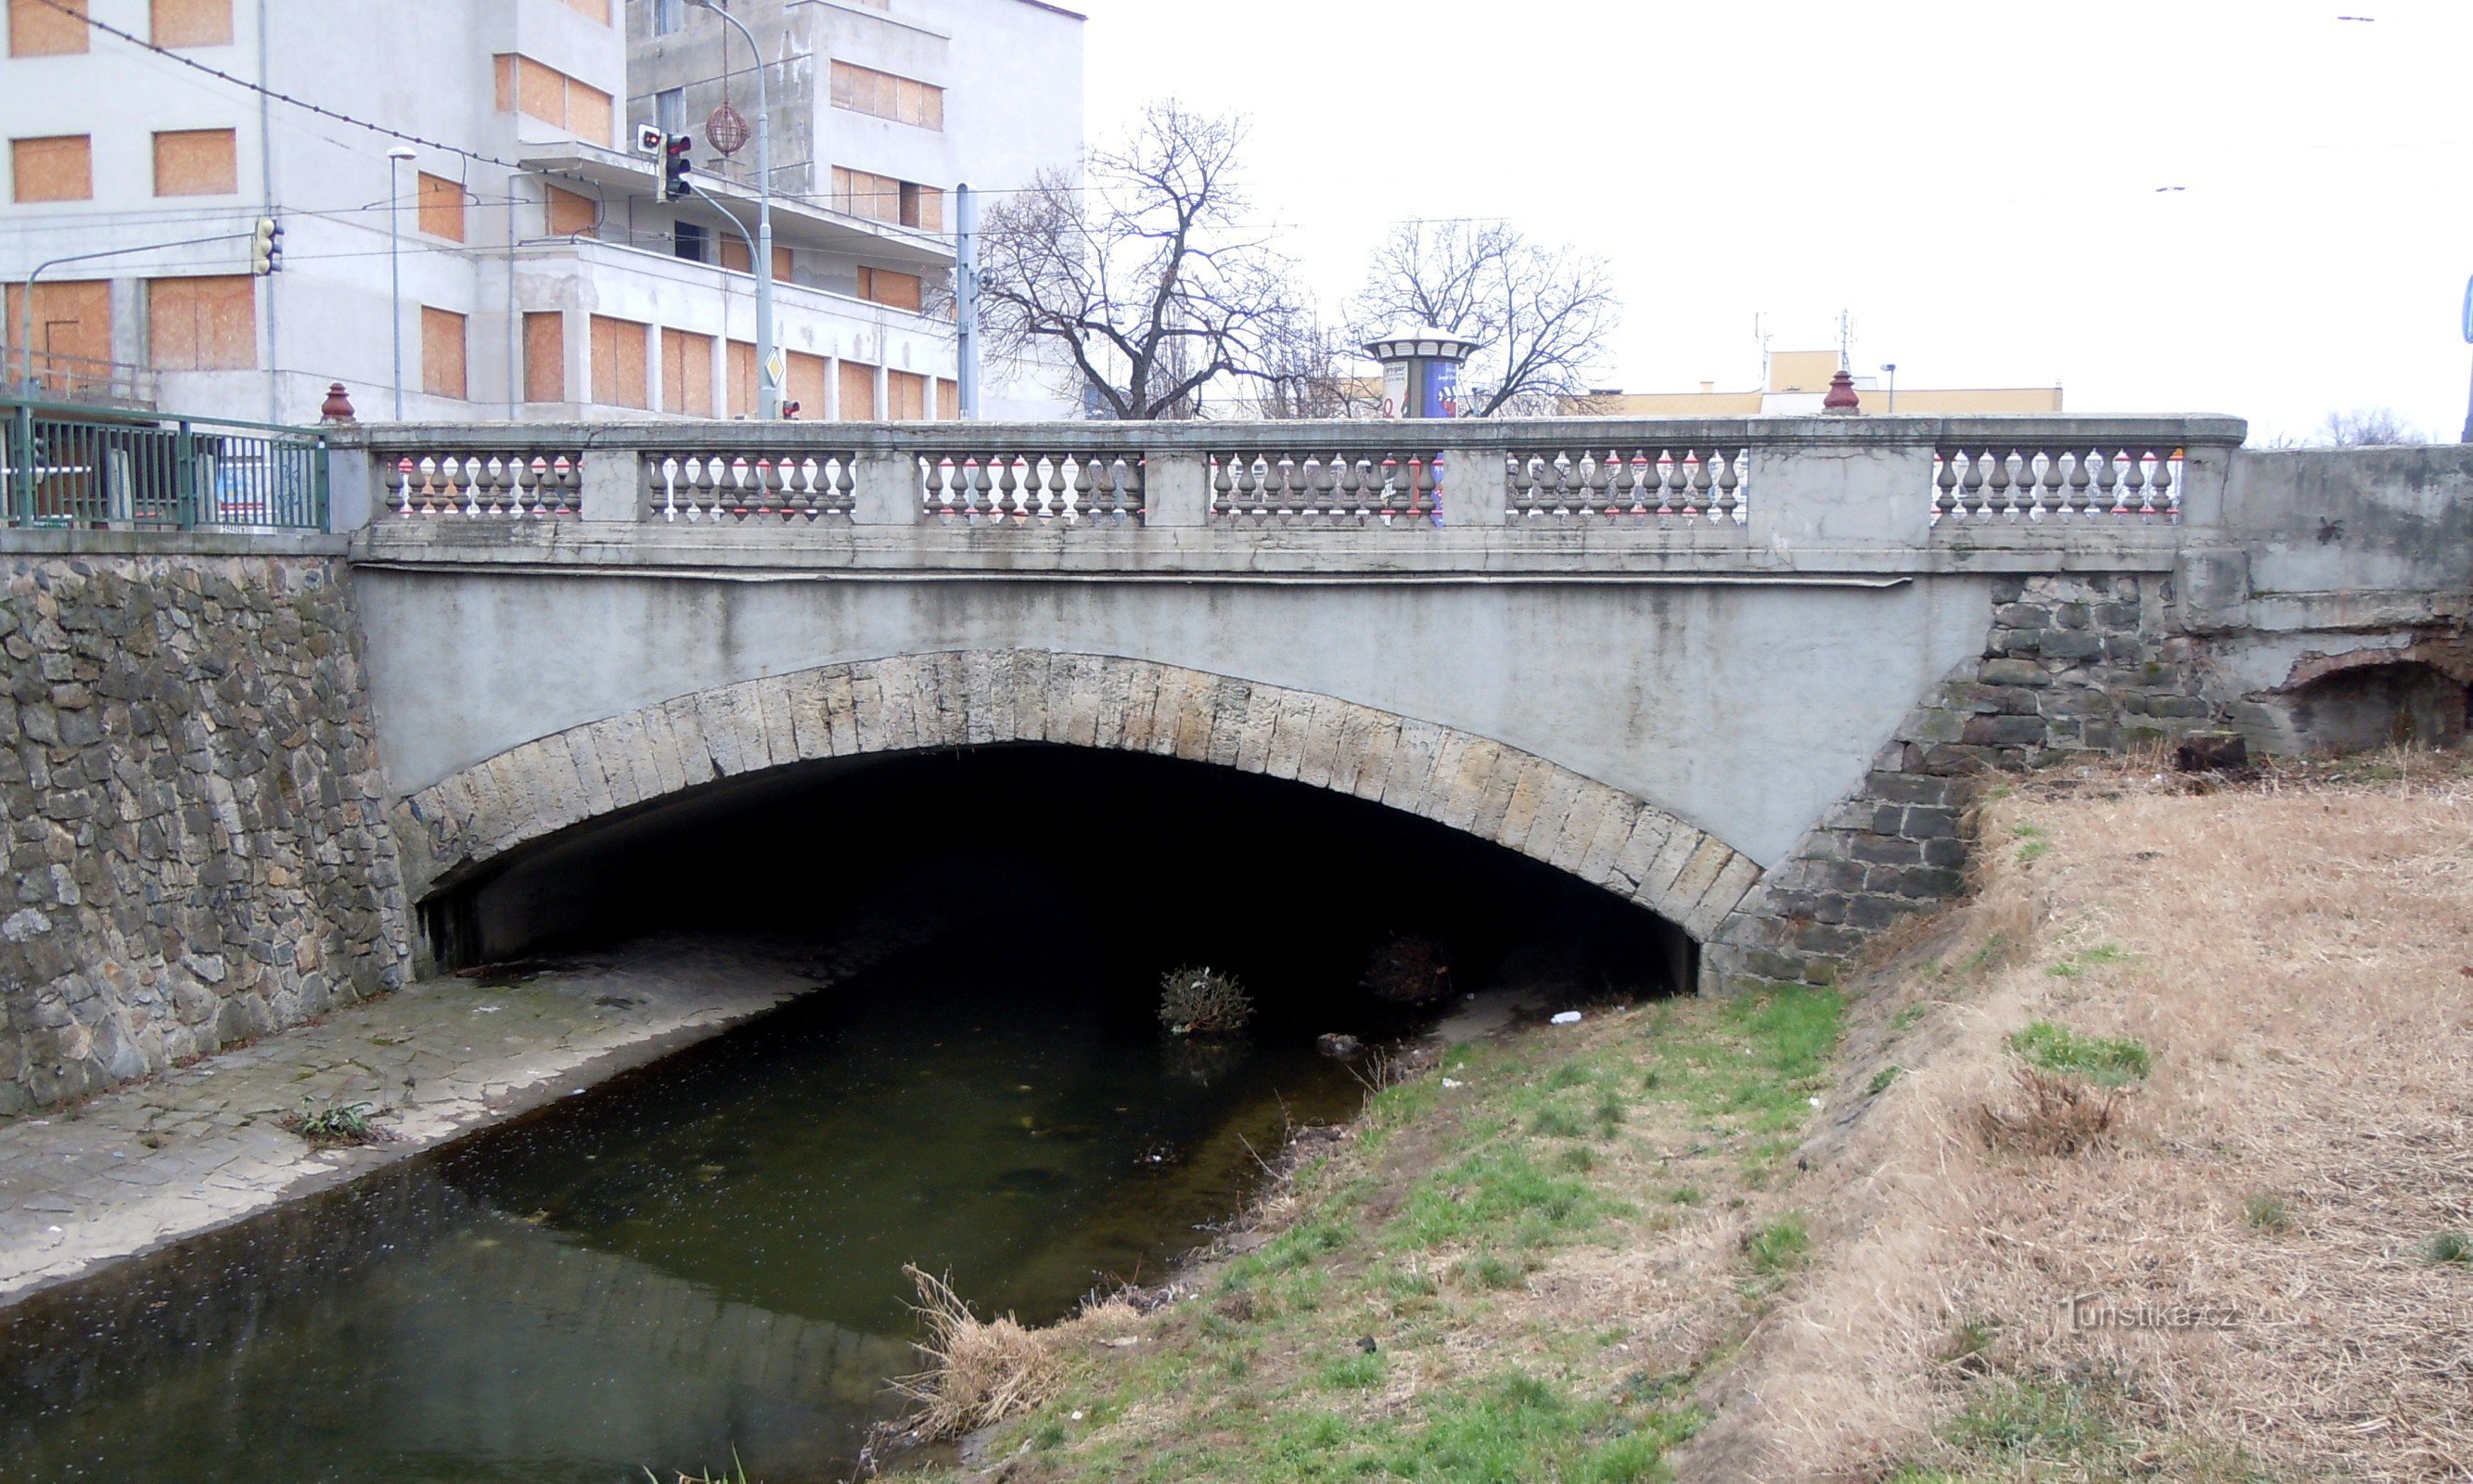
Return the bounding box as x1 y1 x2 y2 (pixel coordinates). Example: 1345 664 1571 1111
330 416 2472 991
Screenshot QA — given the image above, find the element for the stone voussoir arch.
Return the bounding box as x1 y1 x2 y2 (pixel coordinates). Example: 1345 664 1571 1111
389 651 1765 941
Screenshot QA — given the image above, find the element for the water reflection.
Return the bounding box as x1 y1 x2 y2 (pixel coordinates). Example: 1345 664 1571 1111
0 934 1365 1483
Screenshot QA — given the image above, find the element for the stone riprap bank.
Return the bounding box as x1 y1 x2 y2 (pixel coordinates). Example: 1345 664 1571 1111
0 554 413 1115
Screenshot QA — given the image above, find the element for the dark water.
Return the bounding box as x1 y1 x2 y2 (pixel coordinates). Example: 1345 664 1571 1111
0 935 1366 1483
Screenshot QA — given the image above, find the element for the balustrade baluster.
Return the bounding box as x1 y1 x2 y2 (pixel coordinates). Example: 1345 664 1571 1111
1714 450 1743 522
2062 449 2091 518
2151 449 2176 521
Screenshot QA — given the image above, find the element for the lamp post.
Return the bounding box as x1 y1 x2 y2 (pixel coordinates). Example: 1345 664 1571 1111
387 145 416 420
689 0 776 418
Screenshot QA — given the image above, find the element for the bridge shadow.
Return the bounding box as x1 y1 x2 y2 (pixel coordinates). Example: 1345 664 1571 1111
425 743 1697 1008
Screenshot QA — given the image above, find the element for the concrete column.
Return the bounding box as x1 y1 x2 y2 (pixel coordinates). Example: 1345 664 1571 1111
852 451 916 525
2176 445 2231 529
327 445 378 530
823 354 840 420
1439 446 1507 527
567 309 590 413
1745 439 1935 551
1145 449 1209 527
578 450 639 523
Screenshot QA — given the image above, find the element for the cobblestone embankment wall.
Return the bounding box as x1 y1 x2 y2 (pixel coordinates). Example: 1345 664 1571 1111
0 556 413 1115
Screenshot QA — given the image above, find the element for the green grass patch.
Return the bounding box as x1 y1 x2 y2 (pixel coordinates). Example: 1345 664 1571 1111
2424 1231 2472 1265
2044 942 2133 979
2007 1020 2152 1085
1319 1349 1387 1391
1867 1064 1904 1095
1744 1214 1812 1275
1390 1147 1628 1250
2242 1193 2293 1234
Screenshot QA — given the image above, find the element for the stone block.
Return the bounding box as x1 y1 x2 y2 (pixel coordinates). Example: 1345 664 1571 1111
1379 721 1446 817
1442 739 1509 835
1514 768 1583 861
1263 690 1316 782
1544 780 1615 873
1204 677 1253 768
1575 797 1638 887
1011 651 1055 745
1348 713 1403 802
1980 659 2049 687
1961 714 2047 748
1849 835 1924 866
2037 630 2104 660
1898 805 1961 839
751 676 801 768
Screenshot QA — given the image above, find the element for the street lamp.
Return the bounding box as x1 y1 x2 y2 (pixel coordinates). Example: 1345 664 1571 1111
387 145 416 420
688 0 777 419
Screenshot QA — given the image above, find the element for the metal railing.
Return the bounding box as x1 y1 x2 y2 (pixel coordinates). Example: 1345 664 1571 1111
3 394 328 532
5 349 160 409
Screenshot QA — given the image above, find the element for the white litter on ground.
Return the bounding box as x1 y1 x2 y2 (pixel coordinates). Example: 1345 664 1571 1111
1550 1011 1582 1025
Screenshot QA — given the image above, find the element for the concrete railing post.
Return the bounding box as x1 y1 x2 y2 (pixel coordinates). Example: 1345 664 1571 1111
852 451 919 525
1441 447 1507 527
1745 435 1935 551
327 445 378 530
578 451 640 523
2174 444 2231 530
1144 449 1209 527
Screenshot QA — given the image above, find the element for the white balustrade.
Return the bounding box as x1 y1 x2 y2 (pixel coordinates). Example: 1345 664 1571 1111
648 454 858 523
1932 445 2182 524
1505 446 1748 524
919 453 1144 523
1209 451 1440 524
390 454 580 518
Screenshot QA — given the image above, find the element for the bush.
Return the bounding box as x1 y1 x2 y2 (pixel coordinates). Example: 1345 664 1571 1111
1363 934 1454 1004
1974 1066 2124 1156
1159 966 1254 1035
891 1266 1062 1439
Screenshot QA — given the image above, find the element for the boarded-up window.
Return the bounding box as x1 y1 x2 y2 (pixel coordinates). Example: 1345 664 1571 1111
785 351 826 419
831 167 943 229
416 173 466 240
493 54 614 145
557 0 609 22
937 378 958 418
660 328 714 417
11 134 91 202
888 369 927 422
523 312 566 403
717 236 751 274
148 275 255 371
420 308 468 400
152 129 237 197
151 0 230 48
4 279 109 390
839 359 878 420
727 339 756 418
773 245 792 283
589 313 648 409
8 0 86 56
857 267 922 313
545 185 598 237
828 60 942 130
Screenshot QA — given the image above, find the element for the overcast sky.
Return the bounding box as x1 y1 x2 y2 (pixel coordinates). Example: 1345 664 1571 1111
1056 0 2473 441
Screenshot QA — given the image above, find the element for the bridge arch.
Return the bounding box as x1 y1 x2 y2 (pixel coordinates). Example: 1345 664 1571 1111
387 650 1764 962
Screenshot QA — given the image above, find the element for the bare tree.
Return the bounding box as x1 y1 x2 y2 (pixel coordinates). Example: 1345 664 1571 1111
2314 407 2427 447
1347 221 1620 417
976 102 1301 420
1256 317 1383 420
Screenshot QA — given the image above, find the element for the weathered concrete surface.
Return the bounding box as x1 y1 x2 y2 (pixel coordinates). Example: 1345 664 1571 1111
0 555 414 1116
0 935 879 1306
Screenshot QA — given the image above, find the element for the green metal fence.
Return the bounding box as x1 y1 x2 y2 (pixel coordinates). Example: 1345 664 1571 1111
3 394 328 532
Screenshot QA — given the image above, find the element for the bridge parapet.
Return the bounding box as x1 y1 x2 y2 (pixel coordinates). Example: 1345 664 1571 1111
329 416 2247 571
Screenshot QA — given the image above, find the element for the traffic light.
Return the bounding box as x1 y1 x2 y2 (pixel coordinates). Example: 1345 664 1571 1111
249 216 283 275
661 134 693 201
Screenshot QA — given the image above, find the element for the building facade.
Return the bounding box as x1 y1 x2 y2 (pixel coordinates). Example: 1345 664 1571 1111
1579 350 2064 417
1 0 1083 426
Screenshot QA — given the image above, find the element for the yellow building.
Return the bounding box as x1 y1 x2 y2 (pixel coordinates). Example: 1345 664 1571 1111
1575 350 2062 416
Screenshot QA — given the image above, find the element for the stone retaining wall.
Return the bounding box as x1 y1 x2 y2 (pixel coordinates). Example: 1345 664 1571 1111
1705 573 2222 991
0 556 414 1115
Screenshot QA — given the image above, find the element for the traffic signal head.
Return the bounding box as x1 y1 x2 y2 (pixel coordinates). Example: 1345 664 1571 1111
250 216 284 275
661 135 693 201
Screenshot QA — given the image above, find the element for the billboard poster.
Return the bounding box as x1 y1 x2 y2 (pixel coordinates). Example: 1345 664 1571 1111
1382 361 1409 419
1424 359 1461 419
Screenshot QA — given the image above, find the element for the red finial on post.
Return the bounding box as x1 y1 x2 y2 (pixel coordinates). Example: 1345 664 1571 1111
319 382 357 424
1822 368 1862 415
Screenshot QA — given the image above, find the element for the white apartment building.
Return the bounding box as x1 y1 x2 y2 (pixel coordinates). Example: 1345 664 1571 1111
0 0 1083 426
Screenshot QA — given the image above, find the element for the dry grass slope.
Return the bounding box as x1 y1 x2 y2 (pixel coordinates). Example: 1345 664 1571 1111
1692 750 2473 1482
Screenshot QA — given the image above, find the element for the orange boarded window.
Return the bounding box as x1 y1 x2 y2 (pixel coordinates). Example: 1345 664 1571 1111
773 245 793 283
718 236 751 274
839 359 878 419
727 339 756 418
888 369 927 422
151 0 230 48
417 173 466 241
8 0 86 56
421 307 468 401
523 312 566 403
557 0 609 22
4 279 109 387
589 313 648 409
153 129 237 197
660 328 714 417
493 54 614 145
545 184 598 237
149 275 256 370
856 266 923 313
828 60 942 130
11 134 92 202
937 378 958 418
785 351 826 418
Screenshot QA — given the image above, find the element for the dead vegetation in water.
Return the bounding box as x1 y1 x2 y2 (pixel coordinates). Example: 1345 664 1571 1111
1677 744 2473 1483
888 1266 1065 1442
